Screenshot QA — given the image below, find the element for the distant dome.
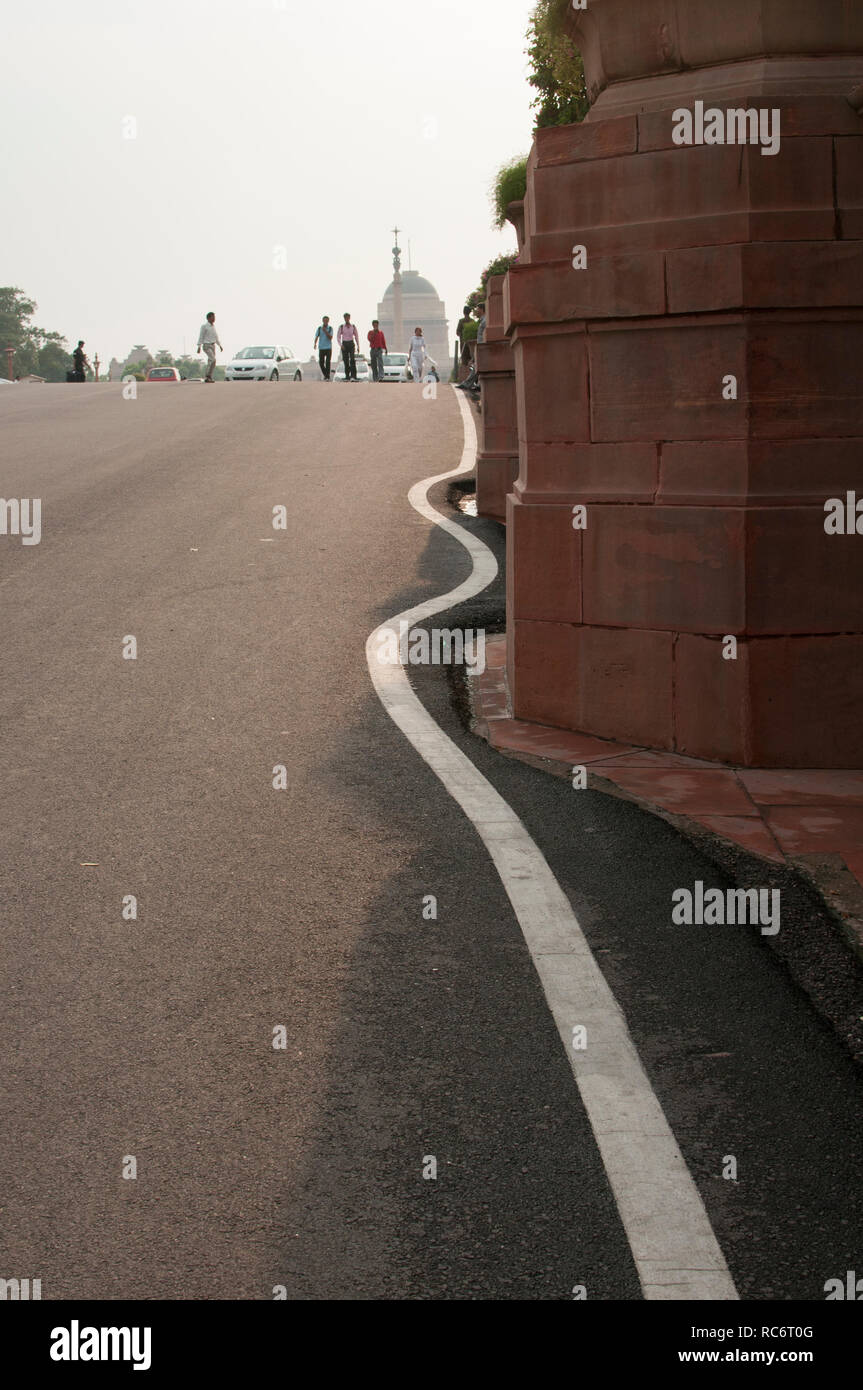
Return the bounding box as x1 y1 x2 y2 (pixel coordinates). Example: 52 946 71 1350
377 263 450 366
382 270 439 299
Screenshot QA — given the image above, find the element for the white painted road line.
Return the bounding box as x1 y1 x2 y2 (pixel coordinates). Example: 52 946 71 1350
365 387 738 1300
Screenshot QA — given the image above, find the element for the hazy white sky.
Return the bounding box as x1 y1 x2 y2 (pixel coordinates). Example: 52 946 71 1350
3 0 538 364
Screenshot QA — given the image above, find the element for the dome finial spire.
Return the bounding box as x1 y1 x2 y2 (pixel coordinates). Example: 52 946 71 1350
391 227 402 281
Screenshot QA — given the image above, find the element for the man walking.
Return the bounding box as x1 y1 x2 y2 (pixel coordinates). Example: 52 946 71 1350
456 304 473 379
197 311 222 383
367 319 387 382
71 340 89 382
337 312 359 382
314 316 334 380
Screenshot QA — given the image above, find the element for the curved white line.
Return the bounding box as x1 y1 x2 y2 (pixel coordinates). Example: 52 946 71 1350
366 388 737 1301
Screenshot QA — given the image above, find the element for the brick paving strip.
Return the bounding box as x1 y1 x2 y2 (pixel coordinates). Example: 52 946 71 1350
471 635 863 961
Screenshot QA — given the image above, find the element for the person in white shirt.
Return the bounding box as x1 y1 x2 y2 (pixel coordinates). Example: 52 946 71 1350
197 312 223 382
407 327 427 384
337 313 360 381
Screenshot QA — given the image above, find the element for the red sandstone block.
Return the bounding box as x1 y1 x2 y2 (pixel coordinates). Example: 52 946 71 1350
596 765 755 816
575 0 863 101
747 319 863 439
747 209 836 242
658 442 750 504
676 634 863 766
532 147 733 239
659 439 863 506
478 377 517 455
675 3 863 66
509 620 580 730
506 255 665 325
578 626 674 749
766 805 863 853
531 142 831 246
476 340 515 375
527 213 774 264
535 116 637 167
523 147 539 258
675 634 750 764
638 97 863 155
739 770 863 807
691 815 786 864
516 441 657 503
583 506 746 633
485 274 506 341
666 245 743 313
747 637 863 767
476 454 518 525
506 498 581 624
512 327 590 444
588 320 748 442
667 243 863 314
745 508 863 635
837 137 863 240
777 97 863 139
574 0 680 91
748 136 834 214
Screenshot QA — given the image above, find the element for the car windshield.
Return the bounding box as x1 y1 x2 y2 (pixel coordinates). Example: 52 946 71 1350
150 369 173 376
383 354 407 365
235 347 275 360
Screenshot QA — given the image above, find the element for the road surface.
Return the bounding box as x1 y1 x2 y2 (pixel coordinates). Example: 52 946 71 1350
1 380 861 1300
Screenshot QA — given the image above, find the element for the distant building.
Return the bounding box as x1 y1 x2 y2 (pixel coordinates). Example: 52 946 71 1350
110 346 154 380
376 235 450 371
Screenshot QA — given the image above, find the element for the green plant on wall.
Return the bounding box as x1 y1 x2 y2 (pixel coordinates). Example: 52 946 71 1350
527 0 589 129
481 252 519 287
492 156 528 229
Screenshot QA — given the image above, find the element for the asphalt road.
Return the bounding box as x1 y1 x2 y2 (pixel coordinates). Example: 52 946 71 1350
1 380 861 1301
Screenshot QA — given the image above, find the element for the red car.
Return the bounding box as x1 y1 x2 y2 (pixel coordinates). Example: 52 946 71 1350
146 366 183 383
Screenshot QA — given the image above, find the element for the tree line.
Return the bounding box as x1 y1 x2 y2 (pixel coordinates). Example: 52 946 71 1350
1 286 73 380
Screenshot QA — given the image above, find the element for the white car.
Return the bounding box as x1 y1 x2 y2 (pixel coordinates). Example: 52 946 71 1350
380 352 410 383
226 345 303 382
334 353 371 383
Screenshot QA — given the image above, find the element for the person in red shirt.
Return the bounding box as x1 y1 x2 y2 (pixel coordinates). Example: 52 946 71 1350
367 320 388 382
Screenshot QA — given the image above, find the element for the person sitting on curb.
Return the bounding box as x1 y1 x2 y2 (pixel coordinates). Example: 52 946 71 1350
456 302 485 394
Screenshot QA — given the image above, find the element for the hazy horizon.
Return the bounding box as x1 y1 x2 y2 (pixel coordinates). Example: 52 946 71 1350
3 0 538 365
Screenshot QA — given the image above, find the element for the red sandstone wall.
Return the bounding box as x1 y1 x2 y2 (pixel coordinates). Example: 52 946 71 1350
476 274 519 524
504 0 863 767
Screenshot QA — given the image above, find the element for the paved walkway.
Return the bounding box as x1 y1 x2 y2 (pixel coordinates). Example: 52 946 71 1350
474 636 863 950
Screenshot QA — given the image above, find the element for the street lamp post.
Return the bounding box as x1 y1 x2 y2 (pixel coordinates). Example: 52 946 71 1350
94 353 100 383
